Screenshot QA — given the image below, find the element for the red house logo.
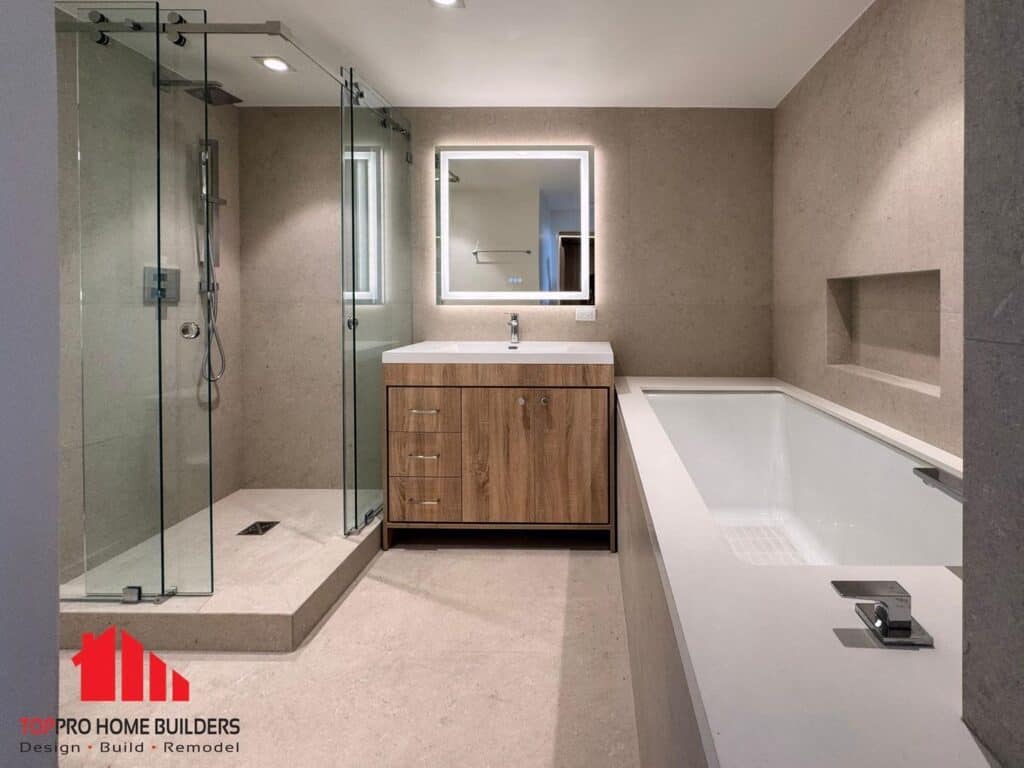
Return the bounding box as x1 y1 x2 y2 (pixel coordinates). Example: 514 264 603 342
71 626 190 702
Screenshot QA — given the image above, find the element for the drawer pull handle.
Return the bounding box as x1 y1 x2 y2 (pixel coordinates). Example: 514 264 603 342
408 454 440 460
409 499 440 505
409 408 440 415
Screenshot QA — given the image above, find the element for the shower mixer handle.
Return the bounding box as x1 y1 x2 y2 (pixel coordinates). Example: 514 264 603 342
180 321 201 340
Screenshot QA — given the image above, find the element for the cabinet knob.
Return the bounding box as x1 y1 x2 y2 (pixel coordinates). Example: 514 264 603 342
517 397 527 406
540 396 549 406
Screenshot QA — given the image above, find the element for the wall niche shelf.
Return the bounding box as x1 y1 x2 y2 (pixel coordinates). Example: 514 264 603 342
826 270 941 398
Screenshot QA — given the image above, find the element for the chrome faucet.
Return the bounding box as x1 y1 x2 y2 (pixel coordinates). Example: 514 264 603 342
831 580 933 647
507 312 520 345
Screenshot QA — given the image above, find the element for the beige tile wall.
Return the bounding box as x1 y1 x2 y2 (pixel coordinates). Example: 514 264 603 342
236 105 413 494
773 0 965 454
405 108 774 376
238 108 344 489
827 270 942 386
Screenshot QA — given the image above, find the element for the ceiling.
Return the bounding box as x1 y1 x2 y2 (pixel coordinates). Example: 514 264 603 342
203 0 875 108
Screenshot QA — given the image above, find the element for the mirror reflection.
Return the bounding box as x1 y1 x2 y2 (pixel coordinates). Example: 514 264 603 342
348 148 382 302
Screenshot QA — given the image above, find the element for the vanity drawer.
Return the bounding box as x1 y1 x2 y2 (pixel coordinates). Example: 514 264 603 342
388 478 463 522
389 433 461 478
388 387 461 432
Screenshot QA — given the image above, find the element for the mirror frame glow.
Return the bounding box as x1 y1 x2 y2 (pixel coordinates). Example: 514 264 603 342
437 148 592 303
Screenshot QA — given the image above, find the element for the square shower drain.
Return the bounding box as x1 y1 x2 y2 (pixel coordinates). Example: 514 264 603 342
238 521 279 536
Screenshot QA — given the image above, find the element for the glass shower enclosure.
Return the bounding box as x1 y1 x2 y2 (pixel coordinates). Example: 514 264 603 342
57 3 214 598
56 4 410 601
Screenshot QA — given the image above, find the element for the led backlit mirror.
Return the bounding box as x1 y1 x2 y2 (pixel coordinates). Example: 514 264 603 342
436 148 594 304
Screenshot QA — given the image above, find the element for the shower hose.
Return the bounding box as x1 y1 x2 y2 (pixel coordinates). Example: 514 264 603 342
202 281 226 382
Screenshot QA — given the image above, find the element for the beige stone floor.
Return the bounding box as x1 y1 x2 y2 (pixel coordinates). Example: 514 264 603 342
58 541 640 768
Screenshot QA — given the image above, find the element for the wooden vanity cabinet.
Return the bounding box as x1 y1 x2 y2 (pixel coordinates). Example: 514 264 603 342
382 363 615 550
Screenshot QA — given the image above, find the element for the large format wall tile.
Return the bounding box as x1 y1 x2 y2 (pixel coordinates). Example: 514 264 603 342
405 107 774 377
773 0 965 454
238 109 344 490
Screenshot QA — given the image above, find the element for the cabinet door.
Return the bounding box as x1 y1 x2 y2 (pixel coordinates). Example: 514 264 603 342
462 388 533 522
533 389 609 524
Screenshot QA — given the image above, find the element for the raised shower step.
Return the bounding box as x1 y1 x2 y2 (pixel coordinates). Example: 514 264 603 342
59 489 380 652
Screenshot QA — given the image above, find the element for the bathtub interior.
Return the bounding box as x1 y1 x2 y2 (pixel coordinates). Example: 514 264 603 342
645 391 962 567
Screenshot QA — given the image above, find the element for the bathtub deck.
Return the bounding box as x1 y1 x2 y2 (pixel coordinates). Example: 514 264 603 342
616 376 986 768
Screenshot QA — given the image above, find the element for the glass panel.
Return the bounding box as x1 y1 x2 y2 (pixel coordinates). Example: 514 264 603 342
341 71 358 533
157 8 213 595
344 71 413 532
56 3 164 597
203 36 347 536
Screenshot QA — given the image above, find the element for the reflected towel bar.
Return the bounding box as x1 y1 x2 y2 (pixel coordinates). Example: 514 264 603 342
473 248 532 264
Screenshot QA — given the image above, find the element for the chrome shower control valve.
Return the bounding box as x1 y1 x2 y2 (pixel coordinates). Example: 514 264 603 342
180 321 201 340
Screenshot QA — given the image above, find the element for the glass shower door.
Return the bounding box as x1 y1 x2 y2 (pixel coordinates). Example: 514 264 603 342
342 70 412 534
158 9 213 595
63 3 165 597
57 3 214 598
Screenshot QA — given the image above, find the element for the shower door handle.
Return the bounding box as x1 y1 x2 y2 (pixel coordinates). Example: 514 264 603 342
179 321 201 340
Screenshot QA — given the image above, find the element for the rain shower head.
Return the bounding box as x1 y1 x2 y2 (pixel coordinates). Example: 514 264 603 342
185 85 243 106
156 75 242 106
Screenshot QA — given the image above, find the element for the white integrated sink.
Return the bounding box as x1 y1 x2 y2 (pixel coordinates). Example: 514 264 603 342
381 340 614 365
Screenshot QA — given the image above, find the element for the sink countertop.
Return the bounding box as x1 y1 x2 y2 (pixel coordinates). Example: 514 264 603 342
381 340 614 365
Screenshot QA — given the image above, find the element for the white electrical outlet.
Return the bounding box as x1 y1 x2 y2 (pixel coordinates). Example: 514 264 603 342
575 307 597 322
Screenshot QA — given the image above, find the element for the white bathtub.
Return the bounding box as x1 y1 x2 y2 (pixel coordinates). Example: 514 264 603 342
647 391 962 566
616 378 986 768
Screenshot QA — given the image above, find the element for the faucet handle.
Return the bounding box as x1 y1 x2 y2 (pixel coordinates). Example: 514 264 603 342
831 580 933 647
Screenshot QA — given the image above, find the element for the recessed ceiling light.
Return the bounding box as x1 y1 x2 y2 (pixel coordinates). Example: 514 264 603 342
429 0 465 7
254 56 290 72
